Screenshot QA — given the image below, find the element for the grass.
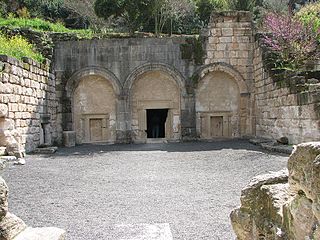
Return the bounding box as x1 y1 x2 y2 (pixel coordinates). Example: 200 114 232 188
0 33 44 62
0 16 94 38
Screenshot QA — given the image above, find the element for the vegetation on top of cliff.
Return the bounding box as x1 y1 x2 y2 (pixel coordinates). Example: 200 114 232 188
0 33 44 62
0 16 95 38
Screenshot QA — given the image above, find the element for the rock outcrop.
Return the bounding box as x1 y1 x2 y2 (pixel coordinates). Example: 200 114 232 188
0 162 65 240
231 142 320 239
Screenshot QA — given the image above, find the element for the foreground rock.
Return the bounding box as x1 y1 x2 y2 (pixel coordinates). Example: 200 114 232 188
0 164 65 239
231 142 320 239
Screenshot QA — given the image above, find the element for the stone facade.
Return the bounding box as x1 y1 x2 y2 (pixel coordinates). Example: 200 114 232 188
231 142 320 239
54 11 258 145
0 11 319 152
0 56 57 153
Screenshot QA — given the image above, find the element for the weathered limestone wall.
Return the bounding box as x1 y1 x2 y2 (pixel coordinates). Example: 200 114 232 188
54 37 199 143
253 40 320 144
200 11 254 138
231 142 320 239
53 11 256 144
0 55 57 153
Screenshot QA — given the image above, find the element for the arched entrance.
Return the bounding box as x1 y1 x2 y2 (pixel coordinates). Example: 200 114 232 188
73 75 117 144
129 70 181 142
195 63 249 139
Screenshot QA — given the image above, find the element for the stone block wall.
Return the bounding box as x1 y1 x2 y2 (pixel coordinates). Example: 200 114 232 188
205 11 254 87
0 55 57 153
253 40 320 144
203 11 255 137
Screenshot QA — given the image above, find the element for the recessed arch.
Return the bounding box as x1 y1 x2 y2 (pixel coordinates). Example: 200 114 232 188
66 67 121 144
125 63 185 143
192 62 249 94
194 62 250 139
66 66 122 98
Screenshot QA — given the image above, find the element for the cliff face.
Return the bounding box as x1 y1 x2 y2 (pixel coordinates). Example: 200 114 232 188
231 142 320 239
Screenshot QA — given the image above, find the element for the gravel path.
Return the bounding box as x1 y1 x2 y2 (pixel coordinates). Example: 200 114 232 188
2 140 288 240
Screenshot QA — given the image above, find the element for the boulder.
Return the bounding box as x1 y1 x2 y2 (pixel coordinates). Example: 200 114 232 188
0 177 8 222
231 142 320 240
276 137 289 145
230 170 289 240
0 212 27 240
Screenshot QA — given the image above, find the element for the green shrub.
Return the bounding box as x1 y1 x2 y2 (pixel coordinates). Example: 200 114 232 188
295 2 320 34
0 33 44 62
0 16 94 38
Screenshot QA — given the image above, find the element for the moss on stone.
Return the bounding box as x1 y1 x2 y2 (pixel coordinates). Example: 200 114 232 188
180 36 205 65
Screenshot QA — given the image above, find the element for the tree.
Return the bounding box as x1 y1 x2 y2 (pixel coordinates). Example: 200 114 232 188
94 0 149 34
228 0 256 11
150 0 195 35
263 12 319 70
196 0 228 25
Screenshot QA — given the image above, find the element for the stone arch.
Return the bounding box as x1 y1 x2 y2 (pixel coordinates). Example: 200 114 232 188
66 67 121 144
66 67 122 98
125 63 186 143
194 62 250 139
193 62 249 94
124 63 187 95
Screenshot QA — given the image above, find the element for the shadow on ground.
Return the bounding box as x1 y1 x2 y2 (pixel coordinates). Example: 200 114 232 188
37 139 288 157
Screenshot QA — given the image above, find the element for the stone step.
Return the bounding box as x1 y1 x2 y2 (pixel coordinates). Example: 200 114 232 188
146 138 168 144
14 227 66 240
33 147 58 154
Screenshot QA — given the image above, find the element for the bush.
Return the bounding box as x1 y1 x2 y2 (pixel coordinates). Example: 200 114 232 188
263 13 319 71
295 2 320 35
0 33 44 62
0 16 94 38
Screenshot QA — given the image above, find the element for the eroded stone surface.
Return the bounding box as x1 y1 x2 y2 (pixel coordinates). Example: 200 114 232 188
231 142 320 240
0 177 8 221
0 212 27 240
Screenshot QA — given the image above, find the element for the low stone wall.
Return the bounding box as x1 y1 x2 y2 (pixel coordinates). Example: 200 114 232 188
253 41 320 144
231 142 320 239
0 55 57 154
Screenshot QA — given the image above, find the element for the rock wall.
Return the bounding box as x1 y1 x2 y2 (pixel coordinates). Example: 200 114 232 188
253 39 320 144
0 55 57 154
231 142 320 239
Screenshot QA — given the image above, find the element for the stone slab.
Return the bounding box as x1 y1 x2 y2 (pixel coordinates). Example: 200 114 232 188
260 143 293 155
114 223 173 240
33 147 58 154
14 227 66 240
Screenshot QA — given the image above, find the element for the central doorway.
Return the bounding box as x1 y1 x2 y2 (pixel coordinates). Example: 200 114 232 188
147 109 168 138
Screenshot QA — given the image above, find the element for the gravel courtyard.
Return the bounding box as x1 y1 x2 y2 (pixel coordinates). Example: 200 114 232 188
2 140 288 240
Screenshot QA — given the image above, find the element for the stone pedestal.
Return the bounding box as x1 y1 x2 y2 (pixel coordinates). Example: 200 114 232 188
63 131 76 147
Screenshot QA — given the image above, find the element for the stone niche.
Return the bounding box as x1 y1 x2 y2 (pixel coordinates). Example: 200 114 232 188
73 75 117 144
231 142 320 240
131 71 181 143
196 71 240 139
